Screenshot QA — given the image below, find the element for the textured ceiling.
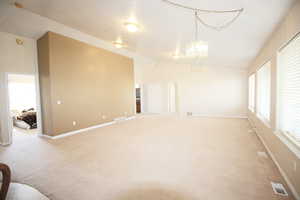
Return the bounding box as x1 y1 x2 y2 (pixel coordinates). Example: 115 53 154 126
0 0 296 68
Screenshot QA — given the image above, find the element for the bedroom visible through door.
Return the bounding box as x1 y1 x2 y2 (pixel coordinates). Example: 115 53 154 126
7 74 39 136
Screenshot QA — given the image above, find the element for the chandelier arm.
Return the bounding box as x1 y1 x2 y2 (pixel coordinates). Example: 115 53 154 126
196 10 243 31
162 0 243 13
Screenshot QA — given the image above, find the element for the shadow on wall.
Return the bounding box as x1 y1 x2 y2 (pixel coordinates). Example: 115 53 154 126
113 184 197 200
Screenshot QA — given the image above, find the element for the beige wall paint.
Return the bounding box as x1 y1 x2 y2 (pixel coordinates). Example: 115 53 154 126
37 32 135 136
135 60 248 117
0 32 38 144
248 1 300 198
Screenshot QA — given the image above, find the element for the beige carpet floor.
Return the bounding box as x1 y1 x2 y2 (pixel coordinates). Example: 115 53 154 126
0 115 295 200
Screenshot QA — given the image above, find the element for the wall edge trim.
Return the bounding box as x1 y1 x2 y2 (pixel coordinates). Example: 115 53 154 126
39 116 136 140
192 114 248 119
40 121 116 139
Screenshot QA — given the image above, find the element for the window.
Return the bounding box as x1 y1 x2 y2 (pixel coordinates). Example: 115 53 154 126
256 61 271 122
277 33 300 144
248 74 255 112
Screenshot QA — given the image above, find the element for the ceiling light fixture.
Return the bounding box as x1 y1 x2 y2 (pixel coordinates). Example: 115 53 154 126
162 0 243 31
172 53 180 59
113 41 125 48
124 22 140 33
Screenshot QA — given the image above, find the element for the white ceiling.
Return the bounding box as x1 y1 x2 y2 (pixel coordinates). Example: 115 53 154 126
0 0 296 68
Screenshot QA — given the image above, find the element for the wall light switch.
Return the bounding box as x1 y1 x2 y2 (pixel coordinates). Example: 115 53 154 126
72 121 76 126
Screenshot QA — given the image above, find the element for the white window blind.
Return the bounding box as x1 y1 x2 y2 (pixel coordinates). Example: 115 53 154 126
278 33 300 143
248 74 255 112
257 61 271 121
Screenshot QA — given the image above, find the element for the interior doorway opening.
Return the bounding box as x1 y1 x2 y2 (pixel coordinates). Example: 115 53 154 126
136 85 141 114
7 74 39 136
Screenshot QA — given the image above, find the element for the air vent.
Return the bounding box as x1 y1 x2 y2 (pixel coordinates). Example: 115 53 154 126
271 182 288 196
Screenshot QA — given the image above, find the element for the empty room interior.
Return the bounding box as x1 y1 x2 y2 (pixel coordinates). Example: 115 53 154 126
0 0 300 199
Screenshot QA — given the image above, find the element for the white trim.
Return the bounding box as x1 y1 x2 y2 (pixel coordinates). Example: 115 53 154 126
40 121 116 140
274 131 300 159
191 113 248 119
3 72 12 145
0 141 11 146
40 116 136 140
33 42 43 136
249 121 300 200
125 116 136 120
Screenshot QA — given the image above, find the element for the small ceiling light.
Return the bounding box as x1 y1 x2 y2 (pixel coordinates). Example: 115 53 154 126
113 41 123 48
16 38 24 45
172 53 181 59
113 41 126 49
124 22 140 33
185 41 208 57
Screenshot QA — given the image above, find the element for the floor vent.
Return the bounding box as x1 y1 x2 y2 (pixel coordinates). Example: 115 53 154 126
271 182 288 196
257 151 268 158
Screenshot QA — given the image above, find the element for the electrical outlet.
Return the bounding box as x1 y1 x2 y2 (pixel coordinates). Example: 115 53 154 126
72 121 76 126
293 161 297 172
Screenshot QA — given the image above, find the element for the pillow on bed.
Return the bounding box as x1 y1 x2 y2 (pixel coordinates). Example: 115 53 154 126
13 118 30 130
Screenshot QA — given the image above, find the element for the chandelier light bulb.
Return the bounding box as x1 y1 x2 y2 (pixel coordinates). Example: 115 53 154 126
113 41 125 49
124 22 140 33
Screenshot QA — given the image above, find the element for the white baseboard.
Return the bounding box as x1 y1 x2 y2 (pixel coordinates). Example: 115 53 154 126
192 113 248 119
40 121 115 140
40 116 136 140
0 141 11 146
249 121 300 200
125 116 136 120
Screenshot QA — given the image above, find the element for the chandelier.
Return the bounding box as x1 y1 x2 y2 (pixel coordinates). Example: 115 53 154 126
163 0 244 60
162 0 244 31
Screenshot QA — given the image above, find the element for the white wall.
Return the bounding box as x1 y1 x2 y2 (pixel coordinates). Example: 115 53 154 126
136 61 248 117
0 32 38 145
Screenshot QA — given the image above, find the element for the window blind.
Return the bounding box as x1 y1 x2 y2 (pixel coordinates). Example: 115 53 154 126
248 74 255 112
278 33 300 143
257 61 271 121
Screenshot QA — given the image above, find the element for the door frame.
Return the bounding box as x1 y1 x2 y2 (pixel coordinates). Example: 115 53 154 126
4 72 43 144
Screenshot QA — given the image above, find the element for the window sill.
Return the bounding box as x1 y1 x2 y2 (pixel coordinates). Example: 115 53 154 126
248 108 255 113
274 130 300 159
256 114 271 129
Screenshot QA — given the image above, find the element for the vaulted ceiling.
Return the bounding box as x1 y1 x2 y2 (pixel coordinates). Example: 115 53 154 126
0 0 296 68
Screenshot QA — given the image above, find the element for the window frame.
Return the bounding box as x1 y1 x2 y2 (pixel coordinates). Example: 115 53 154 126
276 31 300 151
256 61 271 125
248 73 256 112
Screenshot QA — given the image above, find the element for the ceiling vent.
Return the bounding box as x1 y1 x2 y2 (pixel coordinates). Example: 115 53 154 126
271 182 288 196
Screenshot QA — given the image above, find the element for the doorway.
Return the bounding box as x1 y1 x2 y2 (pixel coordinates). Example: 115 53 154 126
7 74 40 137
136 87 141 114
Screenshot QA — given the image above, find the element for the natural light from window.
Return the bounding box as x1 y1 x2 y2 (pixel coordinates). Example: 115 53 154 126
257 61 271 122
277 33 300 144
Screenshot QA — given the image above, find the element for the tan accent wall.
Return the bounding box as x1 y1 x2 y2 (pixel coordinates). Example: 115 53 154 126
37 32 135 136
248 1 300 198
